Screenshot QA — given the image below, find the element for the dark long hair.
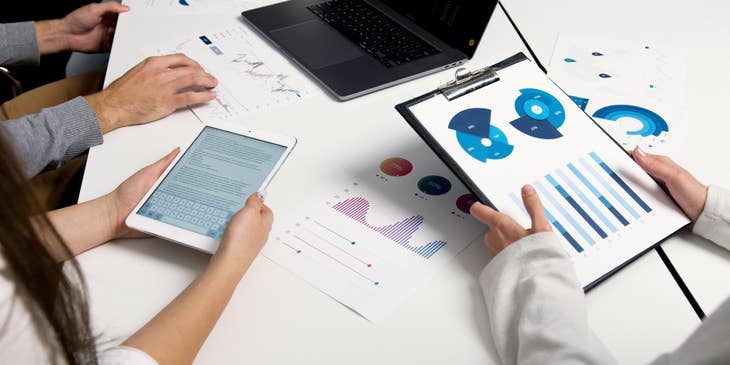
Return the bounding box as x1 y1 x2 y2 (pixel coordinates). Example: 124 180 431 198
0 130 97 364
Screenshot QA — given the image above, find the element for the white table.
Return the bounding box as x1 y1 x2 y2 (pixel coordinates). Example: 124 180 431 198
502 0 730 321
78 3 702 364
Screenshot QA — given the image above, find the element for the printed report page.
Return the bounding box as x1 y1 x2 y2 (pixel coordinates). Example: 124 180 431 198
408 59 689 287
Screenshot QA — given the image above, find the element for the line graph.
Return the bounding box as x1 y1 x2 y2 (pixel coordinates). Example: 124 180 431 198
332 197 446 259
156 25 317 123
229 53 303 98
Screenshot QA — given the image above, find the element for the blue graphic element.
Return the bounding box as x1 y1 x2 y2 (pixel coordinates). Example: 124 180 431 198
564 58 576 63
555 168 617 233
569 95 589 110
546 173 607 239
568 162 629 226
592 104 669 137
579 157 640 219
448 108 492 137
589 152 652 213
510 193 582 253
179 0 189 5
592 52 604 56
510 88 566 139
199 36 211 45
417 175 452 196
599 73 612 78
534 181 596 246
449 108 514 162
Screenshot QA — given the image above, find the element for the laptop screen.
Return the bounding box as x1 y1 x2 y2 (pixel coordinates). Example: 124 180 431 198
380 0 498 58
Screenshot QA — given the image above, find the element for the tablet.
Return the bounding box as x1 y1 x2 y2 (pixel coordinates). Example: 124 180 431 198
126 122 296 253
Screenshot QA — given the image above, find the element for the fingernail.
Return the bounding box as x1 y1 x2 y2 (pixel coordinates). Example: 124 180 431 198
635 147 646 158
522 184 536 196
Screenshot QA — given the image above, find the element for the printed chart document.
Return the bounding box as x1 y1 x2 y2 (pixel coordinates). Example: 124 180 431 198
123 0 281 16
548 34 689 153
262 149 485 322
153 25 322 122
401 57 689 288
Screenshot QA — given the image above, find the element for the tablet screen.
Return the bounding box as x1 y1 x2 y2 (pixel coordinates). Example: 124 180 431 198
137 127 286 239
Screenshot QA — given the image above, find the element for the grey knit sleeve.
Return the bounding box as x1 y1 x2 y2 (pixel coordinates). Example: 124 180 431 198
0 22 40 66
0 97 103 177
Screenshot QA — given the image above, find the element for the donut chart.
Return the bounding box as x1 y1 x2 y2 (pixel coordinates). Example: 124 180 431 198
510 88 566 139
592 104 669 137
449 108 514 162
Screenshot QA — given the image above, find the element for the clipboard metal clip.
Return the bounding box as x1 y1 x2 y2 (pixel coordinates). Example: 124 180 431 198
438 66 500 101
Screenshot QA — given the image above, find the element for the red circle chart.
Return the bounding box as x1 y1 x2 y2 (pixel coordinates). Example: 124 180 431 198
379 157 414 177
456 194 478 214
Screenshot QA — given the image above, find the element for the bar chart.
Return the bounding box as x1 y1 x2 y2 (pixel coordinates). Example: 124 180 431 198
510 151 654 254
332 197 447 259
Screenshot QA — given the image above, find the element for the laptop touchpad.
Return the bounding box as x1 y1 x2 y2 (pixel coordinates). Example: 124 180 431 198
270 20 365 70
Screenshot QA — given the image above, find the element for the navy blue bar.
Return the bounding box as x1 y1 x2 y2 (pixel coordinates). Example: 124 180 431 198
589 152 652 213
546 174 608 239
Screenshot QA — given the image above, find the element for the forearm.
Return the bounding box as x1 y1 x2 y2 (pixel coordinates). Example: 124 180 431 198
35 20 70 55
122 254 250 364
43 195 116 261
480 232 616 365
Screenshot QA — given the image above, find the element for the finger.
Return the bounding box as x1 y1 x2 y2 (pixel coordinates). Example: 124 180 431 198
260 204 274 226
469 202 501 226
521 184 551 231
169 69 219 91
173 90 217 107
632 147 680 184
243 193 265 212
97 2 130 15
157 54 203 69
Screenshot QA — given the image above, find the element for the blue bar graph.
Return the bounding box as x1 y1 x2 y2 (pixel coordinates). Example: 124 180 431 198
567 163 629 226
555 169 617 233
510 193 583 253
506 152 652 253
579 157 641 220
534 181 596 245
546 173 608 238
589 152 653 213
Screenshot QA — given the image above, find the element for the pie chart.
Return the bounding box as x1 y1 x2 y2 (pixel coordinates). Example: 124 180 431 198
510 88 566 139
449 108 514 162
592 104 669 137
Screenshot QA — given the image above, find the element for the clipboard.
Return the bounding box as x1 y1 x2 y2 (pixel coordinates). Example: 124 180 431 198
396 53 529 209
394 52 690 289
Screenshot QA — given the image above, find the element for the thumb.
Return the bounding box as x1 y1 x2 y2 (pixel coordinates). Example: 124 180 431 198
145 147 179 177
521 184 550 231
632 147 677 184
243 192 265 212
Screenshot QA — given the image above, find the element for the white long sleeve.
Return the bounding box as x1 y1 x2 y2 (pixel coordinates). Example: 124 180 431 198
0 254 157 365
479 185 730 365
692 185 730 251
479 232 616 365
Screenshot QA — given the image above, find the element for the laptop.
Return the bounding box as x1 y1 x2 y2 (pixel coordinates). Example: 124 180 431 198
242 0 498 100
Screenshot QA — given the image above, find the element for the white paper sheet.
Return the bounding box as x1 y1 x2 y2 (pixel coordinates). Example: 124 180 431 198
408 58 689 288
262 149 486 322
123 0 280 16
153 25 323 122
548 34 689 154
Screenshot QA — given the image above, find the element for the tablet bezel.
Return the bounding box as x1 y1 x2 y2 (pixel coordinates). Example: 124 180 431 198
125 121 296 254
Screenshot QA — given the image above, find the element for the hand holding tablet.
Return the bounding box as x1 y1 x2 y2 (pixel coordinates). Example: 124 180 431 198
125 122 296 253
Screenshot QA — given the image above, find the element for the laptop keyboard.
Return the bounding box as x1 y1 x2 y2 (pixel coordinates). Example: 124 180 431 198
307 0 440 68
